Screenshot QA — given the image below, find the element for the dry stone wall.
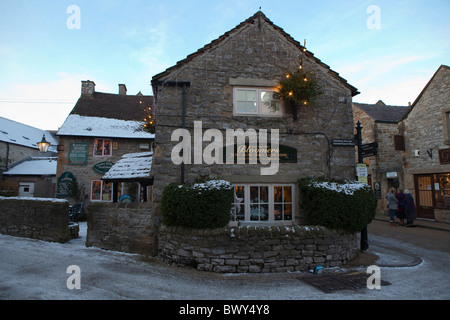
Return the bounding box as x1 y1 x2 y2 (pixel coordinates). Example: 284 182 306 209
158 224 358 273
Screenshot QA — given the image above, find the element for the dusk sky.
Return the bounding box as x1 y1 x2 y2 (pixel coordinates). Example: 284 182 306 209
0 0 449 130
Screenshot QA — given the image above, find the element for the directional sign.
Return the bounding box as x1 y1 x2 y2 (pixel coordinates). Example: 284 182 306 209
361 142 378 158
332 139 356 146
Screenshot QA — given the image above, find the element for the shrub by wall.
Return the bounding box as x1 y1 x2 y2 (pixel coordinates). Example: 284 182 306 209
161 180 233 229
298 177 377 232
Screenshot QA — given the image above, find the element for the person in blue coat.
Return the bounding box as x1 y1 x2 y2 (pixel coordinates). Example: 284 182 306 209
403 190 416 227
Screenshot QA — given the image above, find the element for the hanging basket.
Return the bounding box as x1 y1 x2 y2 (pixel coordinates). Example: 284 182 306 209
277 69 322 116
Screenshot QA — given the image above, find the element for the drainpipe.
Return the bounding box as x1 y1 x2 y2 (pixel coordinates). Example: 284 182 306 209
150 80 191 184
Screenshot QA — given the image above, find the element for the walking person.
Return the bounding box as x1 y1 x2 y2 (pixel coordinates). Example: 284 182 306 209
395 188 406 226
403 189 417 227
386 187 398 226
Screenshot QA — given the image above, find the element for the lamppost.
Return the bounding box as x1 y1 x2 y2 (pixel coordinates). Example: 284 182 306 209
37 134 50 153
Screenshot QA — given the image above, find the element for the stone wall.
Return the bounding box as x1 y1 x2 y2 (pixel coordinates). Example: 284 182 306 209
151 13 357 220
0 197 71 242
86 202 158 255
158 224 358 273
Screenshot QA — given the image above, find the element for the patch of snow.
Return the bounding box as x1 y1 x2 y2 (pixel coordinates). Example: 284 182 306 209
57 114 155 139
0 196 68 203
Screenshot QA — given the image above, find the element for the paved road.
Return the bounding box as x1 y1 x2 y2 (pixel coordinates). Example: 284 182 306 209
0 219 449 302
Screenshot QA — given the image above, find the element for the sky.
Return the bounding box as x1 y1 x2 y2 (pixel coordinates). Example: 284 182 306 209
0 0 449 131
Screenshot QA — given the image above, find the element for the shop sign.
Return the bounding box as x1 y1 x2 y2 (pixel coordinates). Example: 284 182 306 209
439 148 450 164
68 143 88 165
93 161 114 174
56 172 76 197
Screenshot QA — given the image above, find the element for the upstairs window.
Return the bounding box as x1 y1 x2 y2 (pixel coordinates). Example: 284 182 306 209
94 138 112 156
233 88 282 116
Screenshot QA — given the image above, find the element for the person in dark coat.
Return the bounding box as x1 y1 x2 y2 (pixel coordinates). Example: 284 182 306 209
403 189 416 227
395 188 406 226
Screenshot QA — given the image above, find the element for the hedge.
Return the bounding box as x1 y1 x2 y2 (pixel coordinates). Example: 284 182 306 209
161 179 234 229
298 177 377 232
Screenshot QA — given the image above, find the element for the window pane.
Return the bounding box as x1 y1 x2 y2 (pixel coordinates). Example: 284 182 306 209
260 186 268 203
284 186 292 203
260 204 269 221
232 186 245 221
250 204 259 221
274 186 282 202
260 91 281 114
236 101 257 113
94 139 103 156
102 182 112 201
250 186 259 203
103 140 111 156
274 204 282 220
284 204 293 220
92 181 102 200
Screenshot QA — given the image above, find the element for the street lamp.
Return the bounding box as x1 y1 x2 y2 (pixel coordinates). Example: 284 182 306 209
37 134 50 153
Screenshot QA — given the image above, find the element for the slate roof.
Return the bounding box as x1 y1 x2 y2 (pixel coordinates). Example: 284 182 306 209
0 116 58 152
102 152 153 182
152 11 359 97
70 92 153 121
353 100 410 123
3 157 57 176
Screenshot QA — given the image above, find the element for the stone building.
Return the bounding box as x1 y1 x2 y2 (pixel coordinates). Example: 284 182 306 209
352 100 409 213
400 65 450 222
0 117 58 197
150 11 359 224
56 81 155 209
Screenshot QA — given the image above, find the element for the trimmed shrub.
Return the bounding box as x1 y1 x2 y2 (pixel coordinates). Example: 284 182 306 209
161 179 234 229
298 177 377 232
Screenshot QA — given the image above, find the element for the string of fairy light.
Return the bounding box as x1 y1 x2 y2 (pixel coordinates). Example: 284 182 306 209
141 99 155 134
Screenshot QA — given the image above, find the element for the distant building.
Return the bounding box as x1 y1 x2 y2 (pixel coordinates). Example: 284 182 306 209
55 81 155 208
0 116 57 174
400 65 450 222
353 100 410 213
2 157 57 198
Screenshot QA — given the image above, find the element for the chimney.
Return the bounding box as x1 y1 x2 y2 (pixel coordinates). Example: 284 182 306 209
81 80 95 96
119 84 127 95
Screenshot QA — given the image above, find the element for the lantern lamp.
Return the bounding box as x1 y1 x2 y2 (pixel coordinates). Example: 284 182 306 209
37 134 50 153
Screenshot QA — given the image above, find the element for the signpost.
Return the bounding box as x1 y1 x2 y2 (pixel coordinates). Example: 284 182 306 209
355 121 369 251
361 142 378 158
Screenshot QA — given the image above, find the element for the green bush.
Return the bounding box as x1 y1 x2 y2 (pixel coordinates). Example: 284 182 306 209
161 179 234 229
298 177 377 232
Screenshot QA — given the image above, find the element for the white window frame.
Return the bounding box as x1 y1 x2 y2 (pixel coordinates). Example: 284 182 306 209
231 184 295 223
93 138 112 157
91 180 114 202
233 87 283 117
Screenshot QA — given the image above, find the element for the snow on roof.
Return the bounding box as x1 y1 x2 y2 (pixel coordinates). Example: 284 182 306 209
0 117 58 152
3 157 57 176
57 114 155 139
102 152 153 181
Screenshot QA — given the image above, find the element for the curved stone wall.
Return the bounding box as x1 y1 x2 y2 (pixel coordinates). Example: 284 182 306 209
158 224 358 273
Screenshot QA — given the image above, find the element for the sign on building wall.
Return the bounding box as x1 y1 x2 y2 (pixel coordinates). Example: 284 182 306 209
56 172 76 197
68 143 89 165
93 161 114 174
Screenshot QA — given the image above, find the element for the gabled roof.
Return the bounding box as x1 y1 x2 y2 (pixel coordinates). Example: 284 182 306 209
401 64 450 121
353 100 409 123
102 152 153 182
3 157 57 176
0 116 58 152
71 92 153 121
152 11 359 96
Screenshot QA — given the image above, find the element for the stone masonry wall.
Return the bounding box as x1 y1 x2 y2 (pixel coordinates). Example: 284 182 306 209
0 197 71 242
151 14 357 220
158 224 358 273
86 202 158 256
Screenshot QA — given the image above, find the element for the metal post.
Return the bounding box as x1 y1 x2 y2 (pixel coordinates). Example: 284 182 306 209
180 83 187 184
356 121 369 251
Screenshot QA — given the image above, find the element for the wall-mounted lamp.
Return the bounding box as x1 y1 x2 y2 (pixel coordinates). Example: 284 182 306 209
37 134 50 153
